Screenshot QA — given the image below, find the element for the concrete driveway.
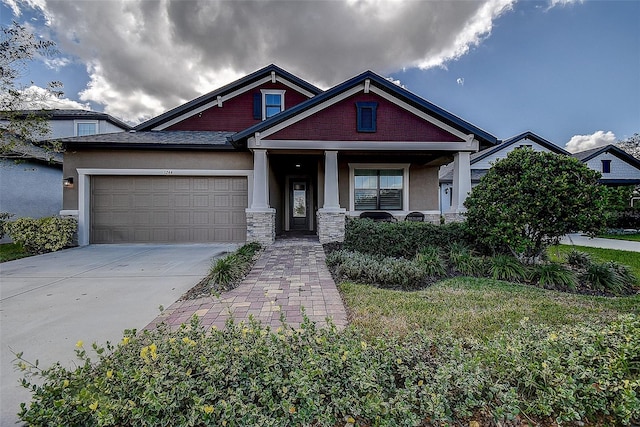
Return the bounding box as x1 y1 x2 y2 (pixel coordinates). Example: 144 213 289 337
0 244 235 426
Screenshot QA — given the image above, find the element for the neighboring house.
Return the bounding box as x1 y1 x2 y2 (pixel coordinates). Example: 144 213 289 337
58 64 498 246
439 131 569 214
0 109 131 223
572 144 640 186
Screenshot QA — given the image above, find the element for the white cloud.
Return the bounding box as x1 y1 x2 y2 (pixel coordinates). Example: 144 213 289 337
17 85 91 110
42 57 70 71
456 77 465 86
13 0 517 123
565 130 617 153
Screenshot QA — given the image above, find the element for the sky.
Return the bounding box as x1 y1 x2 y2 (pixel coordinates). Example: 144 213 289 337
1 0 638 153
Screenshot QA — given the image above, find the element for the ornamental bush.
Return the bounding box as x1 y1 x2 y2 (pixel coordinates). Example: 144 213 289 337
16 315 640 426
5 216 76 254
464 149 606 262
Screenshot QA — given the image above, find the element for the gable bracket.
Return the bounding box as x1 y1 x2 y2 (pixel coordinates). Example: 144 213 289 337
217 96 223 107
271 71 276 83
364 79 370 94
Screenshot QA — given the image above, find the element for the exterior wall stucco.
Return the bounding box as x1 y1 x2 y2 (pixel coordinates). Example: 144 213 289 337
408 165 439 211
266 93 464 142
0 159 62 218
62 150 253 210
166 82 310 132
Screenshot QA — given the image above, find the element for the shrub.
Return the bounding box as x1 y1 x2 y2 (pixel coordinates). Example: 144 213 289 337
465 149 606 260
344 218 471 259
0 212 14 239
530 262 578 291
415 245 447 277
489 255 528 282
4 216 76 254
327 250 427 289
16 315 640 426
209 243 262 292
581 262 624 294
606 261 639 289
566 249 592 268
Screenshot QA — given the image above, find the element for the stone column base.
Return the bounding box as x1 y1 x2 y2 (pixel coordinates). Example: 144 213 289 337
443 212 466 223
317 208 346 244
246 208 276 245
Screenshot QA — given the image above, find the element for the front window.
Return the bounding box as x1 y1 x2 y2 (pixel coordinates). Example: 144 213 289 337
76 121 97 136
354 169 403 210
261 89 285 120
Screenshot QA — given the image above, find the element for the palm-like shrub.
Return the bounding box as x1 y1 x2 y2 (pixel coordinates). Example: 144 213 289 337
489 255 528 282
415 246 447 277
530 263 577 291
566 250 592 269
581 262 625 293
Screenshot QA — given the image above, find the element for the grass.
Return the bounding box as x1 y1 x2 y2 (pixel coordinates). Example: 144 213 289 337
548 244 640 278
339 279 639 341
597 233 640 242
0 243 28 262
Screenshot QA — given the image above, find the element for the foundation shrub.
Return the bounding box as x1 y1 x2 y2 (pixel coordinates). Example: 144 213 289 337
344 218 471 259
489 255 529 283
530 262 578 291
0 211 14 239
17 315 640 426
4 216 76 254
415 246 447 277
209 243 262 291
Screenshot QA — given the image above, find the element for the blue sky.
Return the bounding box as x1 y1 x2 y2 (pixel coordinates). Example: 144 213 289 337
1 0 638 152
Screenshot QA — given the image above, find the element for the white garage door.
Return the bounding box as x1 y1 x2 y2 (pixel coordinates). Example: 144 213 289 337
91 176 247 243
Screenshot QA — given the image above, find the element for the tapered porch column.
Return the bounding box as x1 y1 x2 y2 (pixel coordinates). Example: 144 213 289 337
246 148 275 244
450 151 471 215
317 150 346 244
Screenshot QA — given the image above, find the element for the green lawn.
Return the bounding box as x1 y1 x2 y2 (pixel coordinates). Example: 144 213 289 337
339 279 639 341
597 233 640 242
548 244 640 277
0 243 28 262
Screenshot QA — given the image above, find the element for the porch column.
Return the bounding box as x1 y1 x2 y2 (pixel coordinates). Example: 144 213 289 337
450 151 471 215
251 149 269 209
246 148 276 245
323 150 340 209
317 150 346 244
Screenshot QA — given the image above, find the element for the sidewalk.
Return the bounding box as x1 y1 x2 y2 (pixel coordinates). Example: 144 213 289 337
147 237 348 331
560 233 640 252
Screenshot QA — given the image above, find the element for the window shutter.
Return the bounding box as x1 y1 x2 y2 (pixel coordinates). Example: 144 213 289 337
253 93 261 119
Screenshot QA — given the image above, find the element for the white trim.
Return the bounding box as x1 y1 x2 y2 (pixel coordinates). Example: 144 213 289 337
74 120 98 136
348 163 410 212
261 89 286 120
346 210 439 217
75 168 254 246
364 79 370 94
249 139 479 152
59 209 79 216
275 76 316 98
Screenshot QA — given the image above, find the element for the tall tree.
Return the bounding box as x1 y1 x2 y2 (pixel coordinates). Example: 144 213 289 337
616 133 640 159
0 21 63 148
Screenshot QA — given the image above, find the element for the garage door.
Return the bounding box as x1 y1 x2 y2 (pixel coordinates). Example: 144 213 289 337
91 176 247 243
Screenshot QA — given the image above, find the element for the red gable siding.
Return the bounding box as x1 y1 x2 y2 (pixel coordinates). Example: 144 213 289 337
166 82 310 131
265 93 464 142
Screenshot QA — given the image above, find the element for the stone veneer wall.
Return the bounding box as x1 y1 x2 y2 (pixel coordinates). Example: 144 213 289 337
443 212 465 223
246 209 276 245
317 209 346 244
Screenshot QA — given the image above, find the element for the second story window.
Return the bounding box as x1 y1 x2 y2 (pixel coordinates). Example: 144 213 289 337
601 159 611 174
76 121 97 136
259 89 285 120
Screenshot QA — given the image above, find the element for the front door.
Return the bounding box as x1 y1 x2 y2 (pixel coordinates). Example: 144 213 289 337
290 179 308 230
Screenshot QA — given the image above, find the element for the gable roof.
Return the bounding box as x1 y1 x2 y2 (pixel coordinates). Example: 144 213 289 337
229 70 497 147
471 131 569 164
59 130 236 150
0 133 63 165
134 64 323 131
1 109 131 130
572 144 640 168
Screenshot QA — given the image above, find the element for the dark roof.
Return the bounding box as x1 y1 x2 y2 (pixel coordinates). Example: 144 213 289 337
135 64 323 131
573 144 640 169
471 131 569 164
0 109 131 130
230 70 498 147
59 131 236 150
0 134 63 165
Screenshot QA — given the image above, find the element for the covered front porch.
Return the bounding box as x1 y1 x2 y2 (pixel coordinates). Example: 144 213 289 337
245 147 474 245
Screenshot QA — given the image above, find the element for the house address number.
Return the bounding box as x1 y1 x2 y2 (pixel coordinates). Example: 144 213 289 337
163 170 174 175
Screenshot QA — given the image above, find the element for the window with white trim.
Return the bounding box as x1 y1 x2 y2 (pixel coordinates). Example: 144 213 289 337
75 121 98 136
354 168 403 210
260 89 285 120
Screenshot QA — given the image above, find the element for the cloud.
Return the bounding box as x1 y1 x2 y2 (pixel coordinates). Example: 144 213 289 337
565 130 617 153
42 57 70 71
456 77 465 86
12 0 516 123
17 85 91 110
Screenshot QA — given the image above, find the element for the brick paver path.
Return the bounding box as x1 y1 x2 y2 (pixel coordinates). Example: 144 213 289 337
147 237 348 331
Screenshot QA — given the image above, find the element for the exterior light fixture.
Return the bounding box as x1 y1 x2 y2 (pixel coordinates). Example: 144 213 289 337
63 177 74 188
295 164 301 168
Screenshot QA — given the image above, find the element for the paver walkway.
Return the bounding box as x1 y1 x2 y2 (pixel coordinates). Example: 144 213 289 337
147 237 348 331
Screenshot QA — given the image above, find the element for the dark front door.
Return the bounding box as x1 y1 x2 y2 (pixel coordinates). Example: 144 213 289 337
290 179 308 230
